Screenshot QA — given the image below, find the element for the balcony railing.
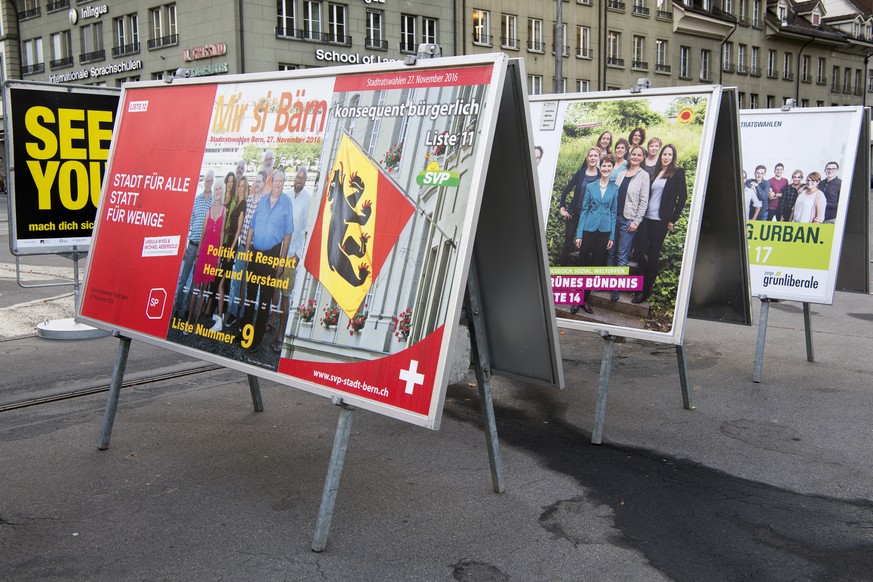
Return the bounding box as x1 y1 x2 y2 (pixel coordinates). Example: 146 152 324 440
50 56 74 69
750 66 761 77
767 69 778 79
577 47 591 58
632 5 650 16
632 60 648 70
607 0 626 11
817 76 827 85
607 56 624 67
528 40 544 52
112 42 141 58
655 63 671 73
365 38 388 50
473 34 492 46
801 73 811 83
46 0 69 12
18 6 41 19
21 62 45 75
399 42 416 53
782 72 794 81
656 10 672 20
501 37 519 50
552 44 570 57
736 64 748 74
80 50 105 64
147 34 179 50
722 63 735 73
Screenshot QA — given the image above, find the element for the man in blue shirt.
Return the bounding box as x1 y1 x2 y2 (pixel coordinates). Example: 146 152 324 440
174 170 214 315
242 168 294 353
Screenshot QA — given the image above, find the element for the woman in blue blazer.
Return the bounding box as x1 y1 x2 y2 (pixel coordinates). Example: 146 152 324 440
632 144 688 304
572 154 618 314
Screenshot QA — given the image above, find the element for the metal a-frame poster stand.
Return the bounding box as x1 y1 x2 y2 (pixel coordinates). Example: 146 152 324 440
739 106 870 382
78 54 562 551
530 85 750 444
3 80 120 338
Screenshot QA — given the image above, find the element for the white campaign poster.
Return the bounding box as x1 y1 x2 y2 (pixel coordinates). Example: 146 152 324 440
739 107 863 304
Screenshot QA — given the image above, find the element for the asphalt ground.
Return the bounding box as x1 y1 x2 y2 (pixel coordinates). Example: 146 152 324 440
2 191 873 581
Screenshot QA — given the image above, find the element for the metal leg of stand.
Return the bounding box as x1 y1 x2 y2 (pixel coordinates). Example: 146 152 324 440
753 298 770 383
311 399 355 552
591 333 615 445
247 374 264 412
802 302 815 362
676 343 695 410
97 336 131 450
465 264 506 494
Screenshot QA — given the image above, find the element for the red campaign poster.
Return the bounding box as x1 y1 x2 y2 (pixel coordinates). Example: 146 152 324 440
80 59 503 428
80 84 217 337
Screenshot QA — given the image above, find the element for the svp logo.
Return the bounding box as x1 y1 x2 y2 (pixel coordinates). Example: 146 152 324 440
146 288 167 319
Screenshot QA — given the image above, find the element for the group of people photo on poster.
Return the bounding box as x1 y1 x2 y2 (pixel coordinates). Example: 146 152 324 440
531 89 716 339
739 107 864 304
79 58 506 428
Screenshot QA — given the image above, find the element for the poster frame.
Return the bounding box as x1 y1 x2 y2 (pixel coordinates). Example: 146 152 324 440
739 105 866 304
530 85 725 346
77 54 560 430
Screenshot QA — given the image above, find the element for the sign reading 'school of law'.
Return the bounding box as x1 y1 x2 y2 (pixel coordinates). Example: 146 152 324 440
4 81 119 255
79 55 510 429
739 107 864 304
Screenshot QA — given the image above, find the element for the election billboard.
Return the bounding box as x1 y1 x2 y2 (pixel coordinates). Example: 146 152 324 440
79 55 520 429
739 107 865 304
3 81 119 255
530 87 723 345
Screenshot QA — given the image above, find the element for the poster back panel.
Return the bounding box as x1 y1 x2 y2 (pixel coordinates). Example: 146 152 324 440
78 55 509 429
4 81 119 255
530 86 723 345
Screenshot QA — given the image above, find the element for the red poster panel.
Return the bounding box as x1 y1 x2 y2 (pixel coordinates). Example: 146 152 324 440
79 58 507 429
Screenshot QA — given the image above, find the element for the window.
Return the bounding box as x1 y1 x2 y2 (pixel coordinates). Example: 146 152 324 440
632 35 646 69
800 98 809 107
777 2 787 21
750 93 758 108
751 46 760 76
737 43 746 73
752 0 761 26
737 92 745 108
577 79 590 92
700 49 711 81
633 0 649 16
679 45 690 78
844 67 852 93
303 1 322 41
722 42 732 71
50 30 72 68
855 69 862 94
422 18 437 45
832 65 840 91
149 4 177 49
655 38 669 72
80 23 104 63
783 52 793 80
724 0 733 14
607 31 622 66
528 75 542 95
528 18 543 52
327 3 347 44
811 11 820 26
801 55 810 82
767 49 777 78
277 0 295 36
400 14 416 52
577 26 590 58
366 10 385 49
816 100 824 107
113 14 139 57
473 9 491 46
553 23 568 56
739 0 747 20
818 58 826 84
766 95 775 108
19 0 40 19
22 37 44 74
501 14 518 49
